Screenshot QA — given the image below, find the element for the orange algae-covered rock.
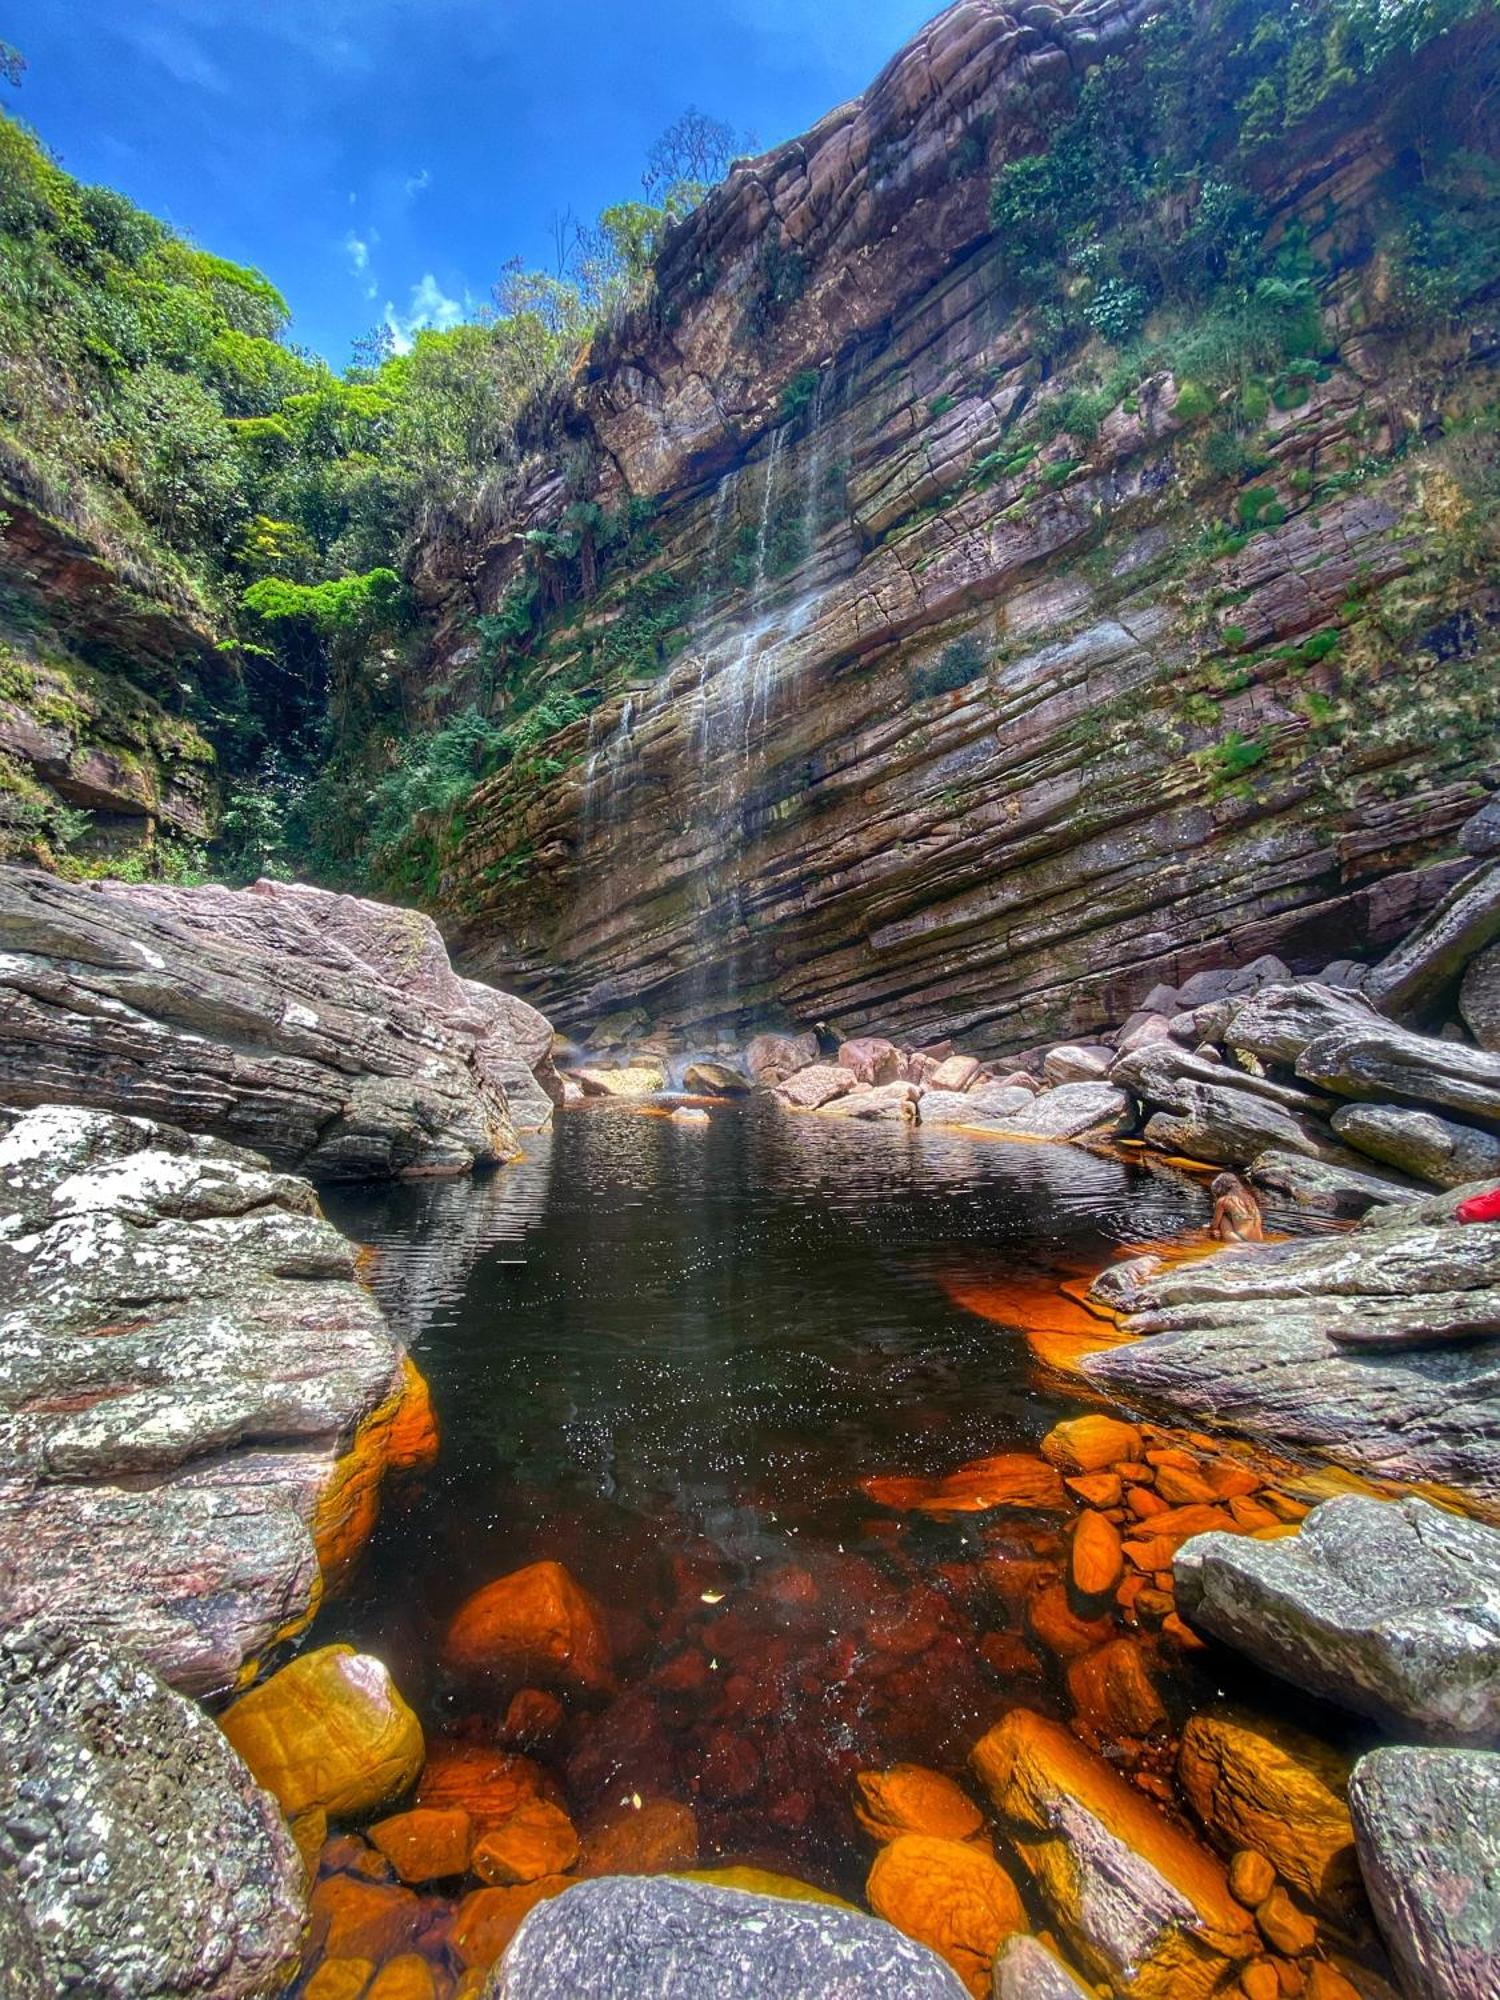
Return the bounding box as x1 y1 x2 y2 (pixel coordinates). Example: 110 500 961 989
1026 1580 1115 1661
1240 1964 1282 2000
451 1879 571 1971
472 1800 580 1885
676 1867 856 1908
499 1688 566 1749
221 1645 423 1821
368 1807 473 1884
866 1833 1025 1997
414 1742 552 1833
386 1357 441 1474
1067 1638 1167 1739
1229 1850 1278 1908
1042 1415 1143 1473
1067 1470 1123 1507
310 1875 423 1962
1070 1510 1124 1603
1256 1887 1317 1955
366 1958 441 2000
972 1710 1255 2000
1178 1711 1357 1911
443 1560 614 1690
313 1360 433 1585
862 1452 1068 1515
854 1763 987 1845
304 1962 375 2000
576 1797 698 1877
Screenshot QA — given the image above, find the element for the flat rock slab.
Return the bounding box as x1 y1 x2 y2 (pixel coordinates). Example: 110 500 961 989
1246 1148 1421 1218
1332 1101 1500 1189
0 868 552 1177
1348 1746 1500 2000
1174 1496 1500 1744
0 1105 403 1694
486 1875 968 1998
0 1622 304 2000
992 1083 1134 1140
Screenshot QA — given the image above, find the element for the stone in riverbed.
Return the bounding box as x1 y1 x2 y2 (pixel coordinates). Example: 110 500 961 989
1331 1100 1500 1188
1296 1019 1500 1128
1177 1709 1358 1912
443 1560 614 1692
1043 1044 1113 1084
862 1452 1068 1515
838 1036 902 1085
473 1801 580 1886
681 1061 749 1095
484 1874 970 1998
0 868 540 1177
1347 1745 1500 2000
0 1105 407 1695
744 1032 818 1085
1142 1085 1347 1170
572 1064 665 1097
0 1622 304 2000
1174 1496 1500 1744
1246 1148 1420 1218
368 1806 474 1883
817 1079 921 1120
220 1643 425 1821
853 1764 986 1845
865 1833 1025 1995
926 1054 983 1092
991 1083 1135 1141
970 1708 1255 1999
918 1083 1035 1127
773 1062 856 1109
992 1934 1095 2000
1042 1414 1142 1472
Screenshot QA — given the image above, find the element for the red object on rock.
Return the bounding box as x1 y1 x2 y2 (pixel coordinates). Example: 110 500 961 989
1457 1186 1500 1223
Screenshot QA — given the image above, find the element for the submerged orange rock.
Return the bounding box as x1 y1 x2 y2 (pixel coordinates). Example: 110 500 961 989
368 1806 473 1884
220 1645 423 1821
472 1800 580 1885
1042 1415 1142 1473
309 1875 422 1963
866 1833 1026 1997
366 1958 440 2000
314 1357 437 1586
414 1742 552 1833
451 1878 571 1971
1067 1637 1167 1739
1178 1711 1357 1911
576 1797 698 1877
862 1452 1067 1515
1069 1510 1124 1603
443 1560 614 1690
854 1764 987 1846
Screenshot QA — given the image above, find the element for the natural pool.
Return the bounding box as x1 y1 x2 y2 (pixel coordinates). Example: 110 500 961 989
311 1100 1388 1994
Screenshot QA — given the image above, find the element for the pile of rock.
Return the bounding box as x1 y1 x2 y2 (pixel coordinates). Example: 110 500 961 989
0 868 561 1179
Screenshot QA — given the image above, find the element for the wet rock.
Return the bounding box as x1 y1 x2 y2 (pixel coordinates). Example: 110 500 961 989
993 1084 1135 1141
367 1960 439 2000
744 1032 818 1085
1042 1415 1142 1472
573 1064 664 1098
1348 1745 1500 2000
1069 1511 1124 1605
1142 1085 1348 1171
486 1874 970 1999
971 1708 1255 1998
1366 859 1500 1023
0 1105 406 1694
0 868 538 1176
774 1063 857 1109
1332 1101 1500 1188
1178 1710 1357 1912
992 1934 1095 2000
675 1867 853 1906
444 1560 614 1691
1083 1218 1500 1504
368 1807 474 1884
838 1037 903 1085
853 1764 986 1845
1246 1149 1420 1218
681 1061 749 1095
309 1874 422 1962
473 1802 580 1885
1043 1044 1113 1084
415 1744 552 1835
455 1878 572 1973
1253 1884 1316 1956
817 1079 921 1120
0 1622 304 1999
1066 1637 1167 1739
863 1452 1068 1515
221 1644 425 1822
918 1084 1036 1127
866 1834 1025 1995
575 1797 698 1877
1174 1496 1500 1744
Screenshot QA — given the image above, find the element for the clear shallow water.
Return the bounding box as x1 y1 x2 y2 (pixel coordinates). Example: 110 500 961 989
317 1101 1228 1890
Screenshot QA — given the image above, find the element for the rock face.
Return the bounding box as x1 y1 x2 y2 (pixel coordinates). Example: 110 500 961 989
485 1875 969 1999
0 867 557 1179
1331 1101 1500 1189
404 4 1497 1057
1173 1496 1500 1745
1082 1214 1500 1504
0 1104 407 1695
1348 1746 1500 2000
1366 859 1500 1025
0 1622 305 2000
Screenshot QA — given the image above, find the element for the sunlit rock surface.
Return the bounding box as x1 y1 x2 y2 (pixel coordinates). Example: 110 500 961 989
0 1104 406 1694
0 868 556 1178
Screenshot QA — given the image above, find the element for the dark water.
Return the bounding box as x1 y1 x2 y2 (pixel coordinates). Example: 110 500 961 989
319 1102 1216 1889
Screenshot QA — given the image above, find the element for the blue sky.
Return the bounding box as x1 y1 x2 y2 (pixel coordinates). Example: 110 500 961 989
12 0 939 366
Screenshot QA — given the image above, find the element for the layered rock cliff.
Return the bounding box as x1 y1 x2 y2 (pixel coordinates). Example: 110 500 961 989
404 0 1499 1058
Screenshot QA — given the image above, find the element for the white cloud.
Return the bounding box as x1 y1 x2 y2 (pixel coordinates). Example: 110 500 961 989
345 234 370 274
404 168 432 199
130 23 230 94
382 273 468 354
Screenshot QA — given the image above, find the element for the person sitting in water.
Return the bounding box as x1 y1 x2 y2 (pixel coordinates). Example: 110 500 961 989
1209 1171 1265 1243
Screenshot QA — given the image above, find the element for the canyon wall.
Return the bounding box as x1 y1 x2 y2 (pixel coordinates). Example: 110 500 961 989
415 0 1499 1057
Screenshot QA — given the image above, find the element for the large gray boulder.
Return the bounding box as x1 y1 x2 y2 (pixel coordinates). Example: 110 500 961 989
0 1623 305 1999
1332 1101 1500 1188
1083 1215 1500 1502
1246 1148 1421 1218
1173 1496 1500 1744
1296 1020 1500 1129
1366 858 1500 1023
0 1105 405 1694
918 1083 1035 1127
0 867 556 1178
1348 1746 1500 2000
485 1875 968 1999
1224 981 1379 1067
989 1082 1135 1140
